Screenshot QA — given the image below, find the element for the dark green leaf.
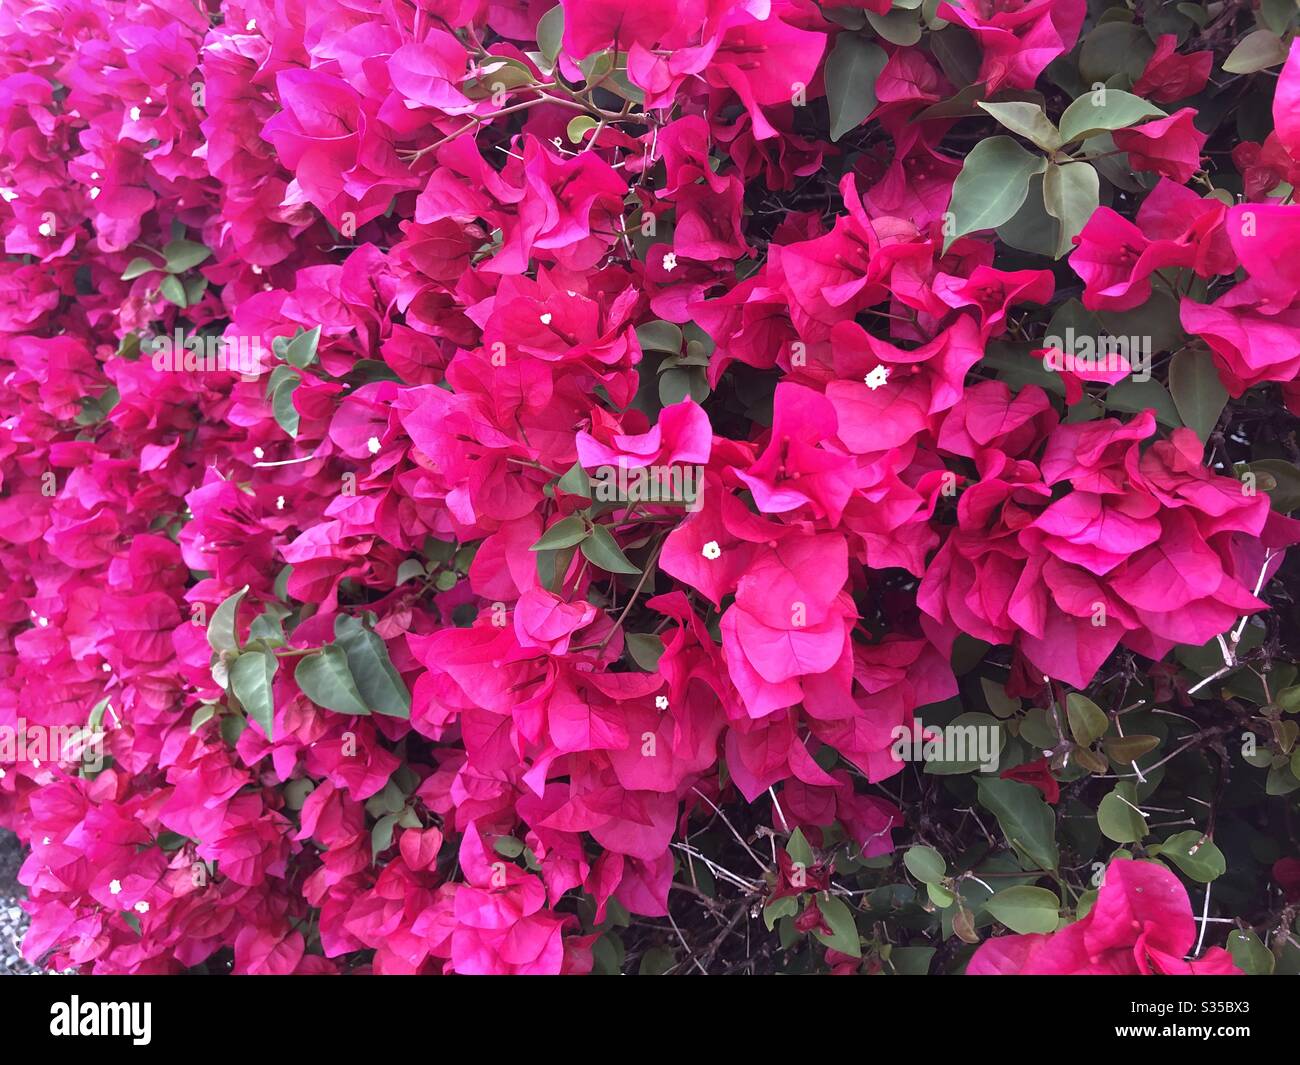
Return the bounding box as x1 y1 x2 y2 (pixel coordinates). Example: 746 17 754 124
229 650 278 739
1168 347 1227 444
903 845 946 885
580 524 641 574
1058 90 1164 144
162 239 211 273
984 885 1060 934
295 645 370 716
334 615 411 718
1066 693 1109 747
811 893 861 958
1098 782 1148 843
207 586 249 653
283 326 321 369
976 777 1059 871
530 515 589 551
945 136 1048 250
824 34 887 142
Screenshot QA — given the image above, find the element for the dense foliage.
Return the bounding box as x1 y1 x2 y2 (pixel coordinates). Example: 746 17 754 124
3 0 1300 975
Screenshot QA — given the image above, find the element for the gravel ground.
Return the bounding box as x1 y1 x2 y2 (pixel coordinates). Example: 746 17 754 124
0 829 38 975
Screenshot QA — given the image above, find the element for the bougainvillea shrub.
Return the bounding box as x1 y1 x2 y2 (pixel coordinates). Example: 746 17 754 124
5 0 1300 977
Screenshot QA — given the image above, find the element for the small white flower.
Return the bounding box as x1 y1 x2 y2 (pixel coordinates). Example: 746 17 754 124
864 364 890 391
702 540 721 560
655 695 669 710
144 96 152 105
101 663 111 672
367 436 381 455
252 446 264 459
251 264 262 275
36 616 48 627
0 769 7 780
0 187 16 202
89 186 101 200
31 759 39 768
109 879 122 896
90 171 100 180
38 222 52 236
661 252 678 272
129 106 141 121
133 901 149 914
275 495 285 511
539 312 553 325
245 18 257 30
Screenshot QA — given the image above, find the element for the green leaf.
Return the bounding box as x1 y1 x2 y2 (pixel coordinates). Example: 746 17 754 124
1103 734 1160 763
944 136 1048 251
121 257 157 280
283 326 321 369
494 836 525 859
635 320 683 354
1260 0 1297 35
997 172 1060 258
396 558 427 585
811 893 861 958
295 645 371 716
886 946 935 975
658 365 708 405
980 676 1021 718
162 238 211 273
638 946 676 975
975 777 1059 871
625 632 664 672
824 34 887 142
763 894 799 931
923 711 1004 775
580 524 641 574
229 650 278 739
1168 347 1228 444
1043 161 1099 259
556 461 592 499
566 115 600 144
903 844 946 885
536 544 578 592
1058 90 1164 144
1078 23 1154 84
1105 377 1183 429
537 4 564 65
984 885 1061 934
268 365 301 438
220 713 246 746
1155 830 1226 883
785 826 815 868
159 274 187 307
927 881 955 908
1066 693 1109 747
333 615 411 718
530 515 589 551
976 101 1061 151
1223 29 1290 74
1227 929 1275 974
1247 459 1300 513
865 6 921 45
1098 782 1148 843
371 813 398 862
207 586 249 653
